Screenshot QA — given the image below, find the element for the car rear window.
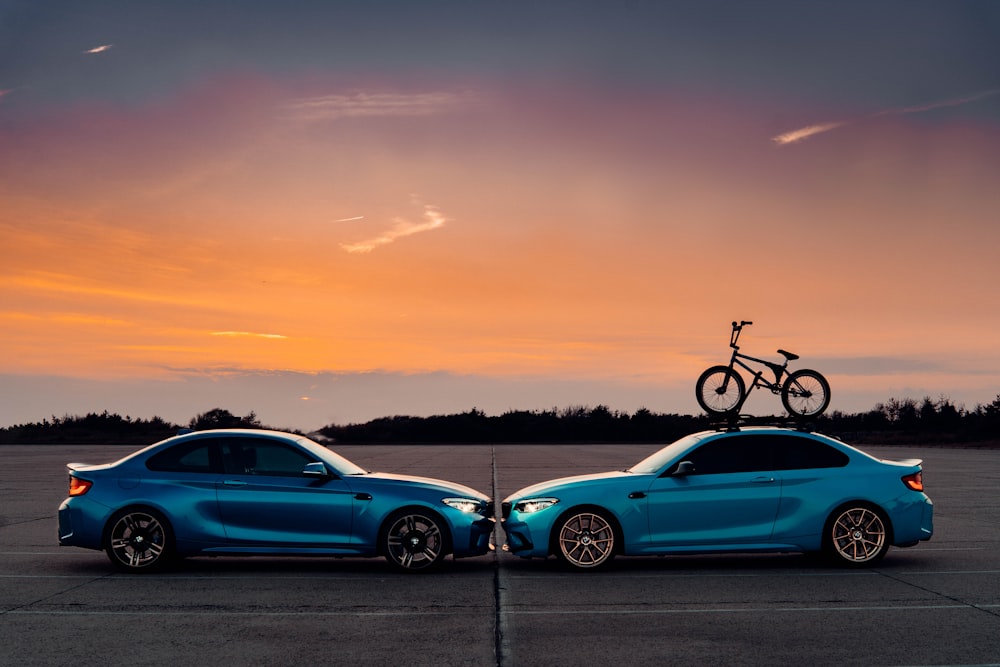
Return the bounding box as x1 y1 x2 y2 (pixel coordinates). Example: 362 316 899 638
147 442 215 473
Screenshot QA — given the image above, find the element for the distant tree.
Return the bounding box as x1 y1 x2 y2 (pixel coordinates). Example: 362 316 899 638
986 394 1000 417
189 408 262 430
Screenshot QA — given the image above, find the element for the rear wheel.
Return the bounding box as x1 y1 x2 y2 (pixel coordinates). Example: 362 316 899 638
553 509 617 570
825 505 890 566
696 366 746 417
383 510 448 572
782 369 831 417
105 508 173 572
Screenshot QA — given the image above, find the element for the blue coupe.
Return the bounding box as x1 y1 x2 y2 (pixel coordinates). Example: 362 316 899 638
501 427 933 569
59 429 494 572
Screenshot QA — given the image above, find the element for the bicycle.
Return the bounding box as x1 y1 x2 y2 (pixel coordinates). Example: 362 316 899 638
695 321 831 419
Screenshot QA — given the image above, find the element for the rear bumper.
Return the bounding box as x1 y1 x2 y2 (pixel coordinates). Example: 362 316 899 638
58 497 109 550
892 495 933 546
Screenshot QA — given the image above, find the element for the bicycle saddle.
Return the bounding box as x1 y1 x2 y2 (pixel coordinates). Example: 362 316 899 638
777 349 799 361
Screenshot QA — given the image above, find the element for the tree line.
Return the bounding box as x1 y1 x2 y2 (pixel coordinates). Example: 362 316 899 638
2 395 1000 446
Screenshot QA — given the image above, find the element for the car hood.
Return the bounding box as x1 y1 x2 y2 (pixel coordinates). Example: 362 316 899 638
360 471 490 500
504 470 633 502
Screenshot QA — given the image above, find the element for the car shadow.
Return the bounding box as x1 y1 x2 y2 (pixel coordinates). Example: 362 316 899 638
496 549 940 574
65 553 498 577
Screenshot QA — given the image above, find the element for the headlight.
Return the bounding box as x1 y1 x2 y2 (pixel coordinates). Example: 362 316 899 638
442 497 486 513
514 497 559 514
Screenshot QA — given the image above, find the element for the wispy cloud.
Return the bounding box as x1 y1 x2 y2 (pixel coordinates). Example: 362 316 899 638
211 331 288 340
334 215 365 223
83 44 114 54
283 91 481 121
341 204 448 254
11 271 205 307
882 89 1000 116
773 89 1000 145
772 121 848 146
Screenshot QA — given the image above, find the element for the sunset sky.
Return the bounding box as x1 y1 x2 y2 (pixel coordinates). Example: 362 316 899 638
2 1 999 431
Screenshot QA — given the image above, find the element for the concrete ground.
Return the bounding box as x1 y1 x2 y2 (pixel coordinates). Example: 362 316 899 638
1 441 998 666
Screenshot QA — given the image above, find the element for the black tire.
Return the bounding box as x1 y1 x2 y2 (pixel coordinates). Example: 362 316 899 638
695 366 746 417
382 509 449 572
552 508 618 570
781 369 831 417
104 508 173 573
823 504 891 567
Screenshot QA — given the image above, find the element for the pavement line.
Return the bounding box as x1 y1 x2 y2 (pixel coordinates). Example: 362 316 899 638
3 609 487 617
501 569 1000 579
502 603 1000 615
0 573 401 581
7 604 998 618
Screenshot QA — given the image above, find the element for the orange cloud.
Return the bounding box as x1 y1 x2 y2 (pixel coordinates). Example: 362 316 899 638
211 331 288 340
341 204 448 253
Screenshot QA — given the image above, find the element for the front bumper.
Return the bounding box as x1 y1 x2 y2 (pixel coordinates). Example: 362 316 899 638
453 516 496 558
500 513 555 559
501 518 535 553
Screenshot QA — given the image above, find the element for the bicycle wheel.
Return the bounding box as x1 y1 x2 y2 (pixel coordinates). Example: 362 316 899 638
696 366 746 417
781 369 831 417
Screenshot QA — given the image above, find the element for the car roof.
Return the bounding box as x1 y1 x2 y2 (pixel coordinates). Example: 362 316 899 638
698 425 840 439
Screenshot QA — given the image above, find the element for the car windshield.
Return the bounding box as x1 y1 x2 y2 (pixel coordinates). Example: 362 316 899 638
627 433 706 474
296 436 368 475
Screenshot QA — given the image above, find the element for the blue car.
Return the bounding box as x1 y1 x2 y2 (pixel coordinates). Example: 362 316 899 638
501 427 933 569
59 429 494 572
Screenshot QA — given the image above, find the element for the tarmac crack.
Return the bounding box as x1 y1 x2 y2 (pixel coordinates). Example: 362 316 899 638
491 446 507 667
1 573 114 615
875 568 1000 619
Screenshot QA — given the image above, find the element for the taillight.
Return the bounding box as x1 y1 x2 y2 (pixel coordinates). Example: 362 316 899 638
902 471 923 492
68 476 92 496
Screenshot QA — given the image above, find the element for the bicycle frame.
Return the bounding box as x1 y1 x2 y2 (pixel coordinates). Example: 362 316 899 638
725 321 791 398
729 351 787 394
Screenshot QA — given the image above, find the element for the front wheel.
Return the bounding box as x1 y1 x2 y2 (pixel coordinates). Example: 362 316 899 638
553 509 618 570
781 369 831 417
383 510 449 572
696 366 746 417
105 508 173 572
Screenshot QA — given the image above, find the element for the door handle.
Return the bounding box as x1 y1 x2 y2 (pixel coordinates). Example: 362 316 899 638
751 476 775 484
222 480 248 487
628 491 646 499
355 493 373 501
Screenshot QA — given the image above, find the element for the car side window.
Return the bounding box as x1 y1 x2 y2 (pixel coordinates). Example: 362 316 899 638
147 441 217 473
220 438 314 477
682 436 774 475
771 435 849 470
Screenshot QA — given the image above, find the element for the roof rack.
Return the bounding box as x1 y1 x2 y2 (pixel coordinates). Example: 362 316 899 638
707 414 818 433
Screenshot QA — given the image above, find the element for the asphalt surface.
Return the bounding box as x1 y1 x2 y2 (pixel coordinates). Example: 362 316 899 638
1 442 998 666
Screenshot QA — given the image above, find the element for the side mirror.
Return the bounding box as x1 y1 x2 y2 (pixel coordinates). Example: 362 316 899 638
673 460 696 476
303 462 331 478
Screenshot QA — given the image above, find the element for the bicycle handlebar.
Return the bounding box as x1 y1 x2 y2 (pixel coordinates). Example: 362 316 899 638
730 320 753 349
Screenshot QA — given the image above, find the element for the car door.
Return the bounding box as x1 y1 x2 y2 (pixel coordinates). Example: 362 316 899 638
767 434 851 541
215 436 355 547
143 438 228 545
644 435 782 547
